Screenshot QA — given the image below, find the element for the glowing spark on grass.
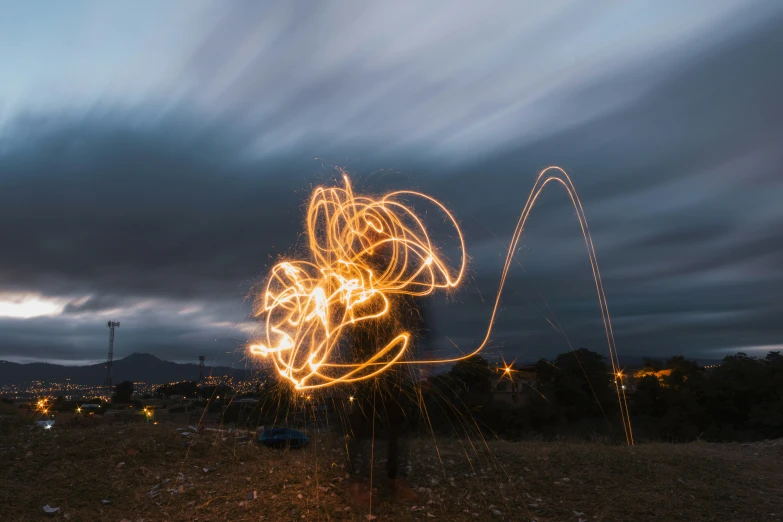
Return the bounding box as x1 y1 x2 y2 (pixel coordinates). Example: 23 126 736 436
249 166 634 444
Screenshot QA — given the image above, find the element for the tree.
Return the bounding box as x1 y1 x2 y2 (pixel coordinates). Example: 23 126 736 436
708 353 768 431
113 381 134 403
536 348 613 422
765 351 783 367
743 352 783 438
642 358 663 372
663 356 701 387
449 355 494 407
634 375 665 418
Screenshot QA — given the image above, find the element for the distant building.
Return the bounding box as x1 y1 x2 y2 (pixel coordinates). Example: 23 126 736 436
140 398 164 408
633 368 672 381
628 368 672 390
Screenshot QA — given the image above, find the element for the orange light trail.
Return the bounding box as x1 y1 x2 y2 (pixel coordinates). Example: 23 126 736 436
249 171 465 389
249 166 634 444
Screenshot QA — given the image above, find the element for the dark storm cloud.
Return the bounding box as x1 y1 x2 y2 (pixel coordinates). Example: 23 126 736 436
0 112 311 298
0 113 435 362
421 8 783 360
0 308 253 366
1 2 783 364
62 294 127 315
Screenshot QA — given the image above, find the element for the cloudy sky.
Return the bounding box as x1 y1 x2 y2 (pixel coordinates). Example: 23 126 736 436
1 1 782 367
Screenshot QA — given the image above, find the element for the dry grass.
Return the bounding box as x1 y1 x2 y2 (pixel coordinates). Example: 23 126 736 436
1 422 781 521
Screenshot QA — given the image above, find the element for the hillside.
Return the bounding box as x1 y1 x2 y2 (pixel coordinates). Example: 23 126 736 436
0 423 780 521
0 353 261 385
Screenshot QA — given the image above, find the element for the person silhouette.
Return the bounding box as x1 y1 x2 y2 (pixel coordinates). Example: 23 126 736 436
343 227 423 506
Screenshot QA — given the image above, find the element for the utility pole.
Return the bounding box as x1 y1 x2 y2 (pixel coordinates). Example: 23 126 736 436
104 321 120 394
198 355 205 401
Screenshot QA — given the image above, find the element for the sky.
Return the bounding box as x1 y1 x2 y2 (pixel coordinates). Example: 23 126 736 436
1 1 782 367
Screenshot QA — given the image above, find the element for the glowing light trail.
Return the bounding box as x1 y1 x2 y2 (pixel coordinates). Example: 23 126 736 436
249 166 634 444
249 172 465 389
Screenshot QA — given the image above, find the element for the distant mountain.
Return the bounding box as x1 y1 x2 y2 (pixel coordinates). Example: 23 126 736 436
0 351 726 386
0 352 264 385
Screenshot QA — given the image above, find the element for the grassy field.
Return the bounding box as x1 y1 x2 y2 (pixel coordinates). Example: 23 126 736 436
1 422 781 521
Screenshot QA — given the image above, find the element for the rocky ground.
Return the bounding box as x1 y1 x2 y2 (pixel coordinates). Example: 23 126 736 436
1 422 782 521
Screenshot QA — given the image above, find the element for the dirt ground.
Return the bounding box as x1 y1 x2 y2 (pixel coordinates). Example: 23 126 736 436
1 423 781 521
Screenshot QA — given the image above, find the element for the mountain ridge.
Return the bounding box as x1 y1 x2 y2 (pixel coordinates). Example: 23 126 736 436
0 352 261 385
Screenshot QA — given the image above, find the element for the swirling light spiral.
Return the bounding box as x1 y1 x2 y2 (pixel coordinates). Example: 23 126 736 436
249 172 466 390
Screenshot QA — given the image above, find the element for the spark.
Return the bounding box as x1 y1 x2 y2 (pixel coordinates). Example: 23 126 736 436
249 166 634 444
495 356 519 388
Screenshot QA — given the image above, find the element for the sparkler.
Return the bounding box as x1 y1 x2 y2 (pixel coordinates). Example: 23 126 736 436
249 171 465 390
249 166 633 443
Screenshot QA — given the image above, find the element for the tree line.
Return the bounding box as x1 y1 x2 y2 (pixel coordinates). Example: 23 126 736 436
421 349 783 442
98 348 782 443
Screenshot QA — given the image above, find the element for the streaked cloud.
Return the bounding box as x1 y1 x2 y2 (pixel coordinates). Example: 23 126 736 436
1 2 782 364
0 293 67 319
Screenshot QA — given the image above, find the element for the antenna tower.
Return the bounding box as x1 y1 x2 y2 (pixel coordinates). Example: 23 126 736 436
104 321 120 392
